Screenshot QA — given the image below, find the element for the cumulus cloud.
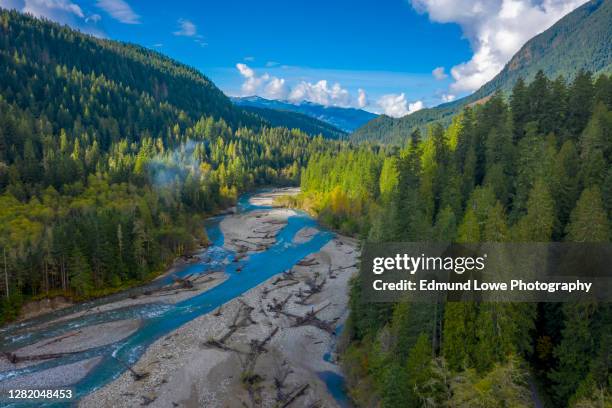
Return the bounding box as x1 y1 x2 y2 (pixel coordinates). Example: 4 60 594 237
236 63 266 95
235 63 364 108
377 93 424 118
442 93 456 102
264 77 288 100
1 0 105 35
96 0 140 24
288 80 351 107
412 0 587 92
432 66 448 80
174 18 197 36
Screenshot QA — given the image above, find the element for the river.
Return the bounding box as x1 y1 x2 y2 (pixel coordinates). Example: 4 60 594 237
0 189 356 407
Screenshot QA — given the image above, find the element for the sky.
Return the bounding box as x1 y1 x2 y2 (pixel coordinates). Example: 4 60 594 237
0 0 588 116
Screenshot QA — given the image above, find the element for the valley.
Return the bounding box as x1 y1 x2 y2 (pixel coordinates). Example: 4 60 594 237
0 189 358 407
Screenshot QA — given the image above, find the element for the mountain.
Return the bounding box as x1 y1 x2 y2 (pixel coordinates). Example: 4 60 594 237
238 105 347 139
0 8 342 320
0 8 352 140
232 96 377 132
0 9 261 129
351 0 612 144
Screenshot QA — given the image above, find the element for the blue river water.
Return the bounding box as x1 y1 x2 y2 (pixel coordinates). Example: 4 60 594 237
0 192 351 407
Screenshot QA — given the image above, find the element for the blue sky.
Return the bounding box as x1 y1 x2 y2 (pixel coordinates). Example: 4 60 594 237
0 0 587 116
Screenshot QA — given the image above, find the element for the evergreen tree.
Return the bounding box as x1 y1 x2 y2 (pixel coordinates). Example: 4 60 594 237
68 247 93 296
405 333 433 406
565 187 610 243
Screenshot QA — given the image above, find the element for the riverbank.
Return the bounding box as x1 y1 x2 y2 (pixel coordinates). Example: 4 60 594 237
0 188 359 407
79 189 359 407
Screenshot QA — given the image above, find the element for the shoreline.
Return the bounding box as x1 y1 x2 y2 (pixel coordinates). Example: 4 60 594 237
81 225 358 408
80 188 359 407
2 185 288 326
0 188 359 407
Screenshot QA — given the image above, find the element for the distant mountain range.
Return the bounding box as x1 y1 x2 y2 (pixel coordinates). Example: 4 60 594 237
351 0 612 144
232 96 377 133
238 103 348 139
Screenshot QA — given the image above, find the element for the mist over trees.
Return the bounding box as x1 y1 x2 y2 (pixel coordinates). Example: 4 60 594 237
0 8 610 407
0 10 341 322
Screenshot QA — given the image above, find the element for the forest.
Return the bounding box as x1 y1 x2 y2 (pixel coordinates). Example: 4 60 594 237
1 7 611 407
0 9 343 323
297 71 612 407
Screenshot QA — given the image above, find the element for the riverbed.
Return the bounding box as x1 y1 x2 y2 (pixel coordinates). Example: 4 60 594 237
0 188 359 407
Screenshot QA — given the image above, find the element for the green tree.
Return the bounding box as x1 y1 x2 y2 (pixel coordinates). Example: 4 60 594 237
68 247 93 296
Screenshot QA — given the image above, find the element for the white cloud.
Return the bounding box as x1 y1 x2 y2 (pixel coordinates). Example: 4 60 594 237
264 77 288 100
411 0 587 92
409 100 425 113
174 18 197 36
24 0 84 18
357 88 367 108
377 93 424 118
2 0 83 19
244 56 255 62
236 63 266 95
1 0 106 36
432 66 448 80
288 80 351 107
266 61 280 67
235 63 363 108
96 0 140 24
442 93 456 102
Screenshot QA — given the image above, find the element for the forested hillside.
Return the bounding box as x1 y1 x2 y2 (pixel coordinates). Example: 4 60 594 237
0 10 343 323
351 0 612 145
296 71 612 407
236 105 347 140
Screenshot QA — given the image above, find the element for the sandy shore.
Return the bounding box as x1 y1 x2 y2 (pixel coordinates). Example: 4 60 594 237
0 357 103 391
80 189 360 408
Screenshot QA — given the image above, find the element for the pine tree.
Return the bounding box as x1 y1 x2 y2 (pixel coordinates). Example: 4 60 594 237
68 246 93 296
433 206 457 242
578 103 610 188
405 333 433 406
567 70 595 137
443 302 477 371
513 179 556 241
510 77 529 141
565 186 610 242
380 362 410 408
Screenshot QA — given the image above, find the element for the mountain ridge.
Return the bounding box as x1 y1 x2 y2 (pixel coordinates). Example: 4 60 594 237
351 0 612 144
232 95 377 132
238 103 348 139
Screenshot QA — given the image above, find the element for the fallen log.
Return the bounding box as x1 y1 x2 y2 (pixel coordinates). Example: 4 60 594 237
2 350 83 364
277 384 310 408
330 263 358 273
296 258 318 267
36 330 82 349
111 355 149 381
267 294 293 316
